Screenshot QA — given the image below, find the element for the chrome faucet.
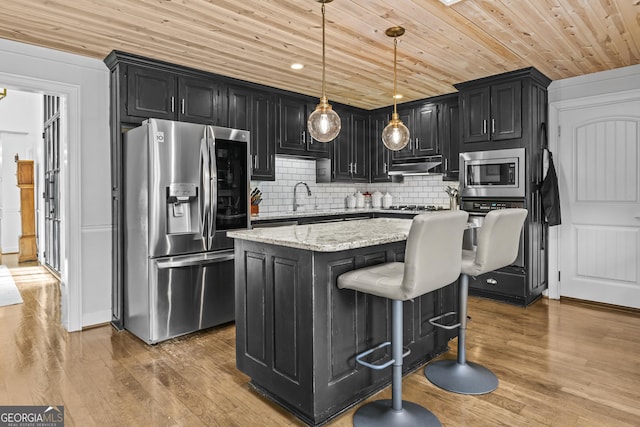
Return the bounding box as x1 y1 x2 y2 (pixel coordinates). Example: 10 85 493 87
293 181 312 211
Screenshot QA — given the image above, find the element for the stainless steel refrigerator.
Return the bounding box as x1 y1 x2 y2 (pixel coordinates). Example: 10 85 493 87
123 118 249 344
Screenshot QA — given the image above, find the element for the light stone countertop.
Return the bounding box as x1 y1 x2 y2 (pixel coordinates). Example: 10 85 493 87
228 217 414 252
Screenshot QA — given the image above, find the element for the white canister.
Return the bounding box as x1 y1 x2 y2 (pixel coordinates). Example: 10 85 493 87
355 191 365 208
346 194 356 209
371 191 383 208
382 192 393 208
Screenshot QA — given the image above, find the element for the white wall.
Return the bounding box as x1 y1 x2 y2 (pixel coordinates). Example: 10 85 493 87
252 156 456 214
0 38 111 330
0 91 42 253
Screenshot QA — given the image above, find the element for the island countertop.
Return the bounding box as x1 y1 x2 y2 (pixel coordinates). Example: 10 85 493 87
227 217 413 252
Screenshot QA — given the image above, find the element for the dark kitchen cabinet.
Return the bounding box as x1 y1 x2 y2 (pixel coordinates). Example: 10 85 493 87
439 94 460 180
276 96 331 158
391 102 439 162
228 86 276 181
458 79 521 145
370 112 391 182
332 109 369 182
126 64 224 125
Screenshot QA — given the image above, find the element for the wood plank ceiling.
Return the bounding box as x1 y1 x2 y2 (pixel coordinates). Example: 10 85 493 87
0 0 638 110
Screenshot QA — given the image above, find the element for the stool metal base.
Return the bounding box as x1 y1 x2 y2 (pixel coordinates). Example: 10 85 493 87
424 359 498 395
353 399 441 427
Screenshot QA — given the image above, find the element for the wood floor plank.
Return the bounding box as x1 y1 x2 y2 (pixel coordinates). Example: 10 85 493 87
2 255 640 427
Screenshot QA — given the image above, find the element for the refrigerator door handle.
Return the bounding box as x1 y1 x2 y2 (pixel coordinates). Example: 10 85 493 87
199 133 211 247
207 126 217 250
155 251 234 269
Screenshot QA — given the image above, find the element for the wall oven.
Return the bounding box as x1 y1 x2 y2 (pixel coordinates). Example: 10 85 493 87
459 148 525 198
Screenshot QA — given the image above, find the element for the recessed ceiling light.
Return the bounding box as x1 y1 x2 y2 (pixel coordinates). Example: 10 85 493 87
291 63 304 70
393 94 403 99
439 0 463 5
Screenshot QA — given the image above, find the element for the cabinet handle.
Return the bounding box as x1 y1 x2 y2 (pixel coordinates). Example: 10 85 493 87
415 137 419 146
353 163 357 174
181 98 185 115
171 96 175 113
483 119 487 134
383 162 388 173
486 278 498 285
301 131 306 145
491 118 495 134
444 158 448 171
349 162 353 174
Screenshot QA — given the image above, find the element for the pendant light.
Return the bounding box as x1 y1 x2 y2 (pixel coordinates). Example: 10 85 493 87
381 26 410 151
307 0 341 143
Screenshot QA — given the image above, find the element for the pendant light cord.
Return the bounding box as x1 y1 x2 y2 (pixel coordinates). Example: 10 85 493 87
321 2 326 99
393 36 398 115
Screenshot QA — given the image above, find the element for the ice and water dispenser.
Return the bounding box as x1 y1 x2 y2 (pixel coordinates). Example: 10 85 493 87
166 183 198 234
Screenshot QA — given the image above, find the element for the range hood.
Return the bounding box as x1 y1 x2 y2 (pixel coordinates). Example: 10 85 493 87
387 155 443 176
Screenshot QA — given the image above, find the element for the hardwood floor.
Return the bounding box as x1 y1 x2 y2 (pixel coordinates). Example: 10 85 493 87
1 258 639 426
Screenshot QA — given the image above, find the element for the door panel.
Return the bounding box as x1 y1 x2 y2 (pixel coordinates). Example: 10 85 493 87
491 81 522 140
146 119 207 257
43 94 61 273
462 86 490 143
558 101 640 308
179 76 220 125
127 65 176 119
414 103 438 156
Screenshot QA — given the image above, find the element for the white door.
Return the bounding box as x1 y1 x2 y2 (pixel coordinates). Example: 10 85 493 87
557 99 640 308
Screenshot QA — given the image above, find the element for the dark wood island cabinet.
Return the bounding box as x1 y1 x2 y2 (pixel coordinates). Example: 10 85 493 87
228 218 458 425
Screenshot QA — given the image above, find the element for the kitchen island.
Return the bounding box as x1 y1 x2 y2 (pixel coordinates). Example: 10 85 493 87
228 218 458 426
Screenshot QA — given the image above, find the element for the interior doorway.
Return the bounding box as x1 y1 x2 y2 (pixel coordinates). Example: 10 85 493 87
0 88 63 285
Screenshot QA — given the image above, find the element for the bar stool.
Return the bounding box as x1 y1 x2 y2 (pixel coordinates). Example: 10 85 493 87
424 208 528 395
337 210 469 427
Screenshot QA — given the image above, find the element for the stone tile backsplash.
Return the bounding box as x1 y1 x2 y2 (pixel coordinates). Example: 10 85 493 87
251 156 459 214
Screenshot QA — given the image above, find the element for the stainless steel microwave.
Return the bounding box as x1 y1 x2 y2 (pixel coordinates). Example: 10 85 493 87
459 148 526 198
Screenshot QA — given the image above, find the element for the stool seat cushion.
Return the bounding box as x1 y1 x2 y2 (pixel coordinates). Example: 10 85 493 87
338 211 469 301
461 208 528 277
337 262 404 300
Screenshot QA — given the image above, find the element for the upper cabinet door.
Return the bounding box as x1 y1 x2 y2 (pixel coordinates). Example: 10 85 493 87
332 110 353 181
414 103 438 156
127 65 176 120
228 86 275 181
439 96 460 177
179 76 222 125
277 96 307 154
461 86 490 143
351 113 369 181
370 113 391 182
490 81 522 141
250 92 276 181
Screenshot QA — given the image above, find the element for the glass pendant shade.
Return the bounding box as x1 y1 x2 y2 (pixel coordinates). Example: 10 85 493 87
382 26 410 151
382 114 410 151
308 98 341 142
307 0 340 143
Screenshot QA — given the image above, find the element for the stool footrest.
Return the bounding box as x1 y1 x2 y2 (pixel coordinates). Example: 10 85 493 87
428 311 461 330
355 342 411 370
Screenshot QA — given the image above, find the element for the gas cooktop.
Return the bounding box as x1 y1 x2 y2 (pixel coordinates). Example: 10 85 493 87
384 205 448 211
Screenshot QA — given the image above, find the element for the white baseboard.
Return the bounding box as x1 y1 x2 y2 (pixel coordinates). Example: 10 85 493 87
82 309 111 328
